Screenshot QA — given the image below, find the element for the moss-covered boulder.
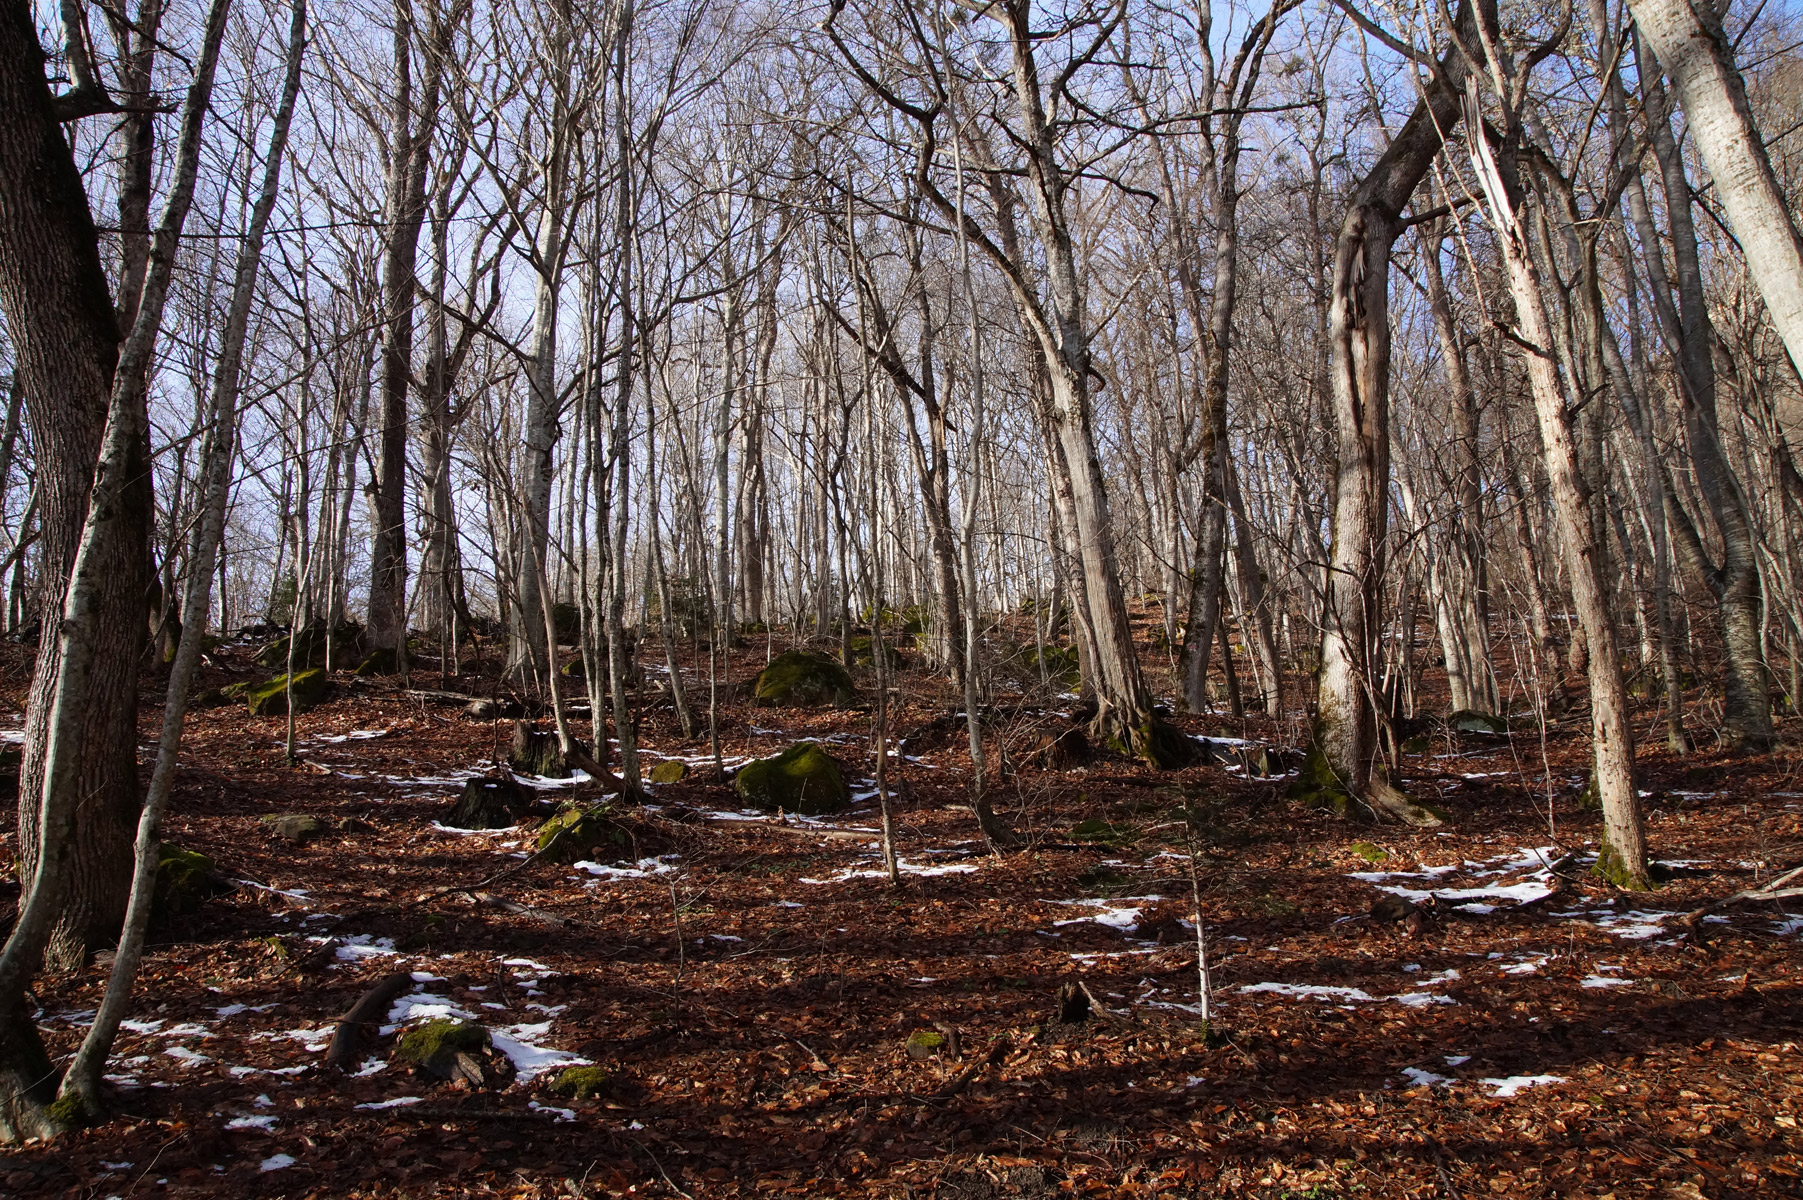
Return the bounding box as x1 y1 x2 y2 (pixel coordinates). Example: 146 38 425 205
905 1030 945 1060
848 636 904 669
547 1065 614 1101
535 803 643 863
253 619 364 669
445 776 534 829
246 669 331 716
550 601 581 644
733 742 850 814
394 1018 514 1088
752 650 858 707
1025 643 1081 688
262 813 326 843
1448 709 1510 734
189 687 235 710
648 759 688 785
154 844 225 917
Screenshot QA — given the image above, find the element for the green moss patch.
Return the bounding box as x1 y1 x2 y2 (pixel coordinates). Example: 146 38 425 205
905 1030 945 1060
547 1065 614 1101
246 668 331 717
734 742 850 814
535 803 659 863
751 651 858 707
648 759 688 785
154 844 224 918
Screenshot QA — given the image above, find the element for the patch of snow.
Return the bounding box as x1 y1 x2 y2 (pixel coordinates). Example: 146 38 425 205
1401 1067 1452 1087
259 1154 297 1173
529 1101 578 1122
333 934 398 961
432 821 518 835
490 1023 587 1081
165 1046 211 1065
355 1096 424 1110
215 1003 278 1018
384 993 475 1027
571 855 681 879
1445 1055 1471 1066
1581 975 1634 988
1241 983 1377 1002
1501 956 1549 975
121 1019 165 1034
1482 1074 1565 1098
354 1059 387 1076
226 1116 278 1131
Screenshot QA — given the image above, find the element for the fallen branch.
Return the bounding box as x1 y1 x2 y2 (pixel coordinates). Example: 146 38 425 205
930 1037 1009 1101
1675 864 1803 926
326 969 415 1072
473 890 572 928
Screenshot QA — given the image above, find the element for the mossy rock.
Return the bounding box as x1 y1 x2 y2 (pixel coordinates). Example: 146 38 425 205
1448 709 1511 735
1349 841 1390 865
262 813 326 843
547 1065 614 1101
393 1018 513 1087
905 1030 945 1060
560 657 586 679
189 687 235 710
733 742 850 814
550 602 582 643
751 650 858 707
396 1019 490 1066
154 844 225 917
246 668 331 716
848 636 904 669
1076 865 1130 893
221 680 251 699
536 804 636 863
253 619 364 669
1025 643 1081 687
446 776 534 829
648 759 688 785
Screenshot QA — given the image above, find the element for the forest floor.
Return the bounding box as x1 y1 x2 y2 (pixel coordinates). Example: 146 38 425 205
1 630 1801 1199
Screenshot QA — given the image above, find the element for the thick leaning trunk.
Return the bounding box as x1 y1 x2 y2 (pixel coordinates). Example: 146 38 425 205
1314 10 1473 805
0 0 127 1130
58 0 304 1114
0 0 231 1133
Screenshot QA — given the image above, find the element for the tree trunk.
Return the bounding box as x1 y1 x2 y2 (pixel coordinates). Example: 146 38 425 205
1315 22 1473 802
1627 0 1803 376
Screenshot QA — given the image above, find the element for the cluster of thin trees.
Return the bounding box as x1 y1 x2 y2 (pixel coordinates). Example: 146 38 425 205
3 0 1803 1140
